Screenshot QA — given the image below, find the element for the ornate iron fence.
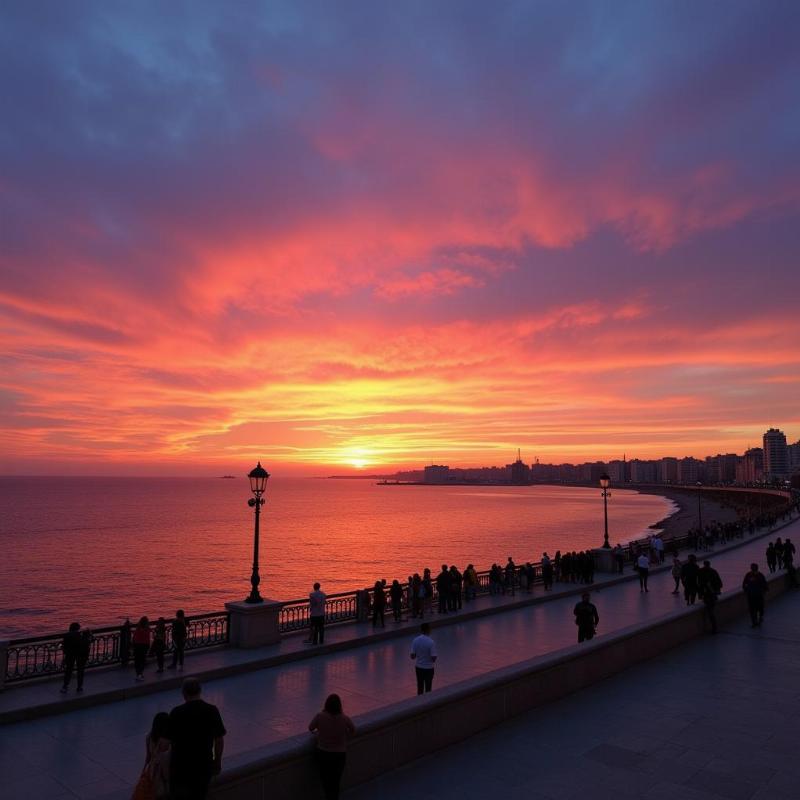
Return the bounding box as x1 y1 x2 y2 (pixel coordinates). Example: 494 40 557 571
5 611 229 684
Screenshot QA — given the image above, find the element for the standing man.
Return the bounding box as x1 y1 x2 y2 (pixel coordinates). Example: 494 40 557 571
636 552 650 593
169 677 226 800
169 609 187 670
573 592 600 643
742 563 768 628
653 535 665 564
436 565 451 614
309 583 326 645
613 544 624 574
60 622 82 694
681 554 701 605
698 560 723 634
410 622 437 695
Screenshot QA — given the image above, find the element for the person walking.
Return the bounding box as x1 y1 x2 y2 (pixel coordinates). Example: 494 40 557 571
573 592 599 643
653 535 665 564
132 616 151 681
390 579 403 622
168 678 226 800
308 693 356 800
742 563 768 627
60 622 82 694
309 583 327 644
436 565 451 615
784 538 798 587
168 609 187 670
698 559 723 634
775 538 785 569
671 557 683 594
410 622 437 695
636 552 650 593
372 580 386 628
132 712 171 800
681 554 701 605
151 617 167 673
766 542 777 574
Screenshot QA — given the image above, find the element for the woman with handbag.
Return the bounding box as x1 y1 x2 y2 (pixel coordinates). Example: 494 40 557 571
132 712 171 800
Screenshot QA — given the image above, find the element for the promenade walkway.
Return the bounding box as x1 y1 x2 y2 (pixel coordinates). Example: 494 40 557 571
1 516 797 800
345 577 800 800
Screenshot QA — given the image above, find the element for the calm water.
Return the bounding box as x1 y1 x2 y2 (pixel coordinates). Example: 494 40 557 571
0 477 673 637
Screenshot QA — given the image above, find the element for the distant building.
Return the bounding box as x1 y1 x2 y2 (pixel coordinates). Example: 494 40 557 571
677 457 701 484
763 428 789 479
789 440 800 473
424 464 450 484
704 453 739 484
736 447 764 484
508 450 531 485
629 459 658 483
607 458 628 483
660 457 679 484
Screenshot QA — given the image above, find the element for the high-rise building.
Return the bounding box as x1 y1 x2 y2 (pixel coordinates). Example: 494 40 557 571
629 459 658 483
677 457 701 484
424 464 450 483
508 450 531 484
788 440 800 473
763 428 789 478
736 447 764 484
660 457 678 483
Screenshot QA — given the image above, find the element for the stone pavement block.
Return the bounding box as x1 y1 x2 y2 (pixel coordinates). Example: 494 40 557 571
6 771 77 799
644 781 725 800
687 767 760 800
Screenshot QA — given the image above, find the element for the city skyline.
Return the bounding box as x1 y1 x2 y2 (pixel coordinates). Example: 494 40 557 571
2 2 800 475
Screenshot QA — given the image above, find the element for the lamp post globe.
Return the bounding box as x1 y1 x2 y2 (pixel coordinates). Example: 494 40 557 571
599 473 611 548
246 461 270 603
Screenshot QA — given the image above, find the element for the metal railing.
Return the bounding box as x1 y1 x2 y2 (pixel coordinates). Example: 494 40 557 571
6 496 797 684
5 611 229 684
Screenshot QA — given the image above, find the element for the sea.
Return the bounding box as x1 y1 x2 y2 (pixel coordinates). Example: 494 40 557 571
0 477 674 637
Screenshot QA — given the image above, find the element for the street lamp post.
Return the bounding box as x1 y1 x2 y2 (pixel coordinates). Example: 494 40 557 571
696 481 703 533
246 461 270 603
600 473 611 548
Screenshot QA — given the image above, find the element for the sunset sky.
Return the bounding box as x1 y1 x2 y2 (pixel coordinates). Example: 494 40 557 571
1 1 799 475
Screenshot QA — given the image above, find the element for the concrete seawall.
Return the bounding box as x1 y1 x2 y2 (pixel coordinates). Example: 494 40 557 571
210 568 794 800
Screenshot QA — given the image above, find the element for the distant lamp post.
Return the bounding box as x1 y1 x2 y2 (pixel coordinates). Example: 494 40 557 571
696 481 703 532
600 473 611 548
246 461 270 603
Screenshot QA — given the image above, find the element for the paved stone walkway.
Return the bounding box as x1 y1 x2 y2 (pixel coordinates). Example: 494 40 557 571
346 579 800 800
1 516 797 799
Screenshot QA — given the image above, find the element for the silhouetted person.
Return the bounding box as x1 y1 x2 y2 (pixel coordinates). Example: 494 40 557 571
132 616 151 681
390 580 403 622
541 553 554 590
138 711 171 800
698 560 723 634
436 565 451 614
169 678 226 800
614 544 624 574
775 538 785 569
152 617 167 673
681 554 700 605
410 622 437 695
464 564 478 600
309 583 326 644
505 557 516 596
636 552 650 592
449 565 462 609
372 580 386 628
411 573 423 619
120 617 132 667
60 622 82 694
742 563 768 627
573 592 599 643
524 562 535 593
766 542 777 574
309 693 355 800
671 557 682 594
169 609 186 669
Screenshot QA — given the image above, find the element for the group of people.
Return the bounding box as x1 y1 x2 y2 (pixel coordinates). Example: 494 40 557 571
61 611 189 693
765 537 796 574
122 610 188 681
133 677 226 800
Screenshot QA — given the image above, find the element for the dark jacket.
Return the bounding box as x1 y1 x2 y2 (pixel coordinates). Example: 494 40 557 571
573 601 599 629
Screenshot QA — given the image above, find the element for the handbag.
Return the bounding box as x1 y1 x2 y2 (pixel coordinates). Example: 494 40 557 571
131 768 156 800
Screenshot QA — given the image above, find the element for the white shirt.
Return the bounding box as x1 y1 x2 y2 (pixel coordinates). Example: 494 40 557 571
411 634 437 669
309 590 326 617
637 554 650 570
